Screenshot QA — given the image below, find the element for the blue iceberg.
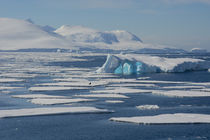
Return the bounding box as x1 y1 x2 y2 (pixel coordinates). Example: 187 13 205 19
97 54 210 75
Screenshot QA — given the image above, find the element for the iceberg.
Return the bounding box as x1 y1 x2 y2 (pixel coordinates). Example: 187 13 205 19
97 54 210 75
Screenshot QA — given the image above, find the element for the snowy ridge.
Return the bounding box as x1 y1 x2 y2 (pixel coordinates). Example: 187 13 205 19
0 17 189 53
97 54 210 74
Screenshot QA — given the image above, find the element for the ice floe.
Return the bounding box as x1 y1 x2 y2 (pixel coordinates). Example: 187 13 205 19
91 88 153 94
12 94 66 99
0 107 111 118
28 86 89 91
161 86 205 90
105 100 124 103
107 83 156 87
136 105 159 110
0 78 24 82
35 81 109 87
110 113 210 124
74 94 129 98
29 98 96 105
152 90 210 97
0 87 23 90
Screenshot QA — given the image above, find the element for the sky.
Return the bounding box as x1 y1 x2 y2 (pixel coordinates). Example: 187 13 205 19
0 0 210 51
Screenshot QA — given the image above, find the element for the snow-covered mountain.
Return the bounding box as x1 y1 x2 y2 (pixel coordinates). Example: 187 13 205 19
55 25 142 44
0 18 73 50
0 18 187 53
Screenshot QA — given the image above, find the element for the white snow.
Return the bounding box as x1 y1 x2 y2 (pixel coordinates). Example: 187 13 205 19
29 98 95 105
110 113 210 124
97 54 210 74
0 107 111 118
152 90 210 97
28 86 89 91
190 48 208 53
136 105 159 110
105 100 124 103
12 94 66 99
74 94 129 98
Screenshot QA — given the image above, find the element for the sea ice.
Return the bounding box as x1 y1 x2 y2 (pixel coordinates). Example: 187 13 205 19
136 105 159 110
0 107 111 118
12 94 66 99
161 86 205 90
74 94 129 98
110 113 210 124
29 98 96 105
0 78 24 82
28 86 89 91
91 88 153 94
105 100 124 103
152 90 210 97
0 87 23 90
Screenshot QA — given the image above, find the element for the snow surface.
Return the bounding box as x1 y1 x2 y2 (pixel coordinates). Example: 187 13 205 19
97 54 210 74
136 105 159 110
74 94 129 98
110 113 210 124
29 98 95 105
0 107 111 118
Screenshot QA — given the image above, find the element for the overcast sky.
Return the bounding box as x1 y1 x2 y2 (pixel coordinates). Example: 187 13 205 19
0 0 210 50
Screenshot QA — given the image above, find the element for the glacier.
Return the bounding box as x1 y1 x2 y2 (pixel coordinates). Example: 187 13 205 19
97 54 210 74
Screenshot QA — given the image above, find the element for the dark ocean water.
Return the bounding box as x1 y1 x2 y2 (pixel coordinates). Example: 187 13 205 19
0 52 210 140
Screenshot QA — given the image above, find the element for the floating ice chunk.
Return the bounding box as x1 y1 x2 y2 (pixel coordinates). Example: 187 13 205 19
161 86 205 90
136 105 159 110
12 94 66 99
152 90 210 97
0 73 37 78
192 88 210 92
0 87 23 90
53 78 89 82
0 107 111 118
105 100 124 103
28 86 89 91
97 54 210 75
91 88 153 94
107 83 156 87
110 113 210 124
74 94 129 98
0 78 24 82
29 98 96 105
35 81 109 87
136 80 188 84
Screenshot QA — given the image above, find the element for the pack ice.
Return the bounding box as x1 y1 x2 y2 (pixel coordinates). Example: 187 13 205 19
97 54 210 75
